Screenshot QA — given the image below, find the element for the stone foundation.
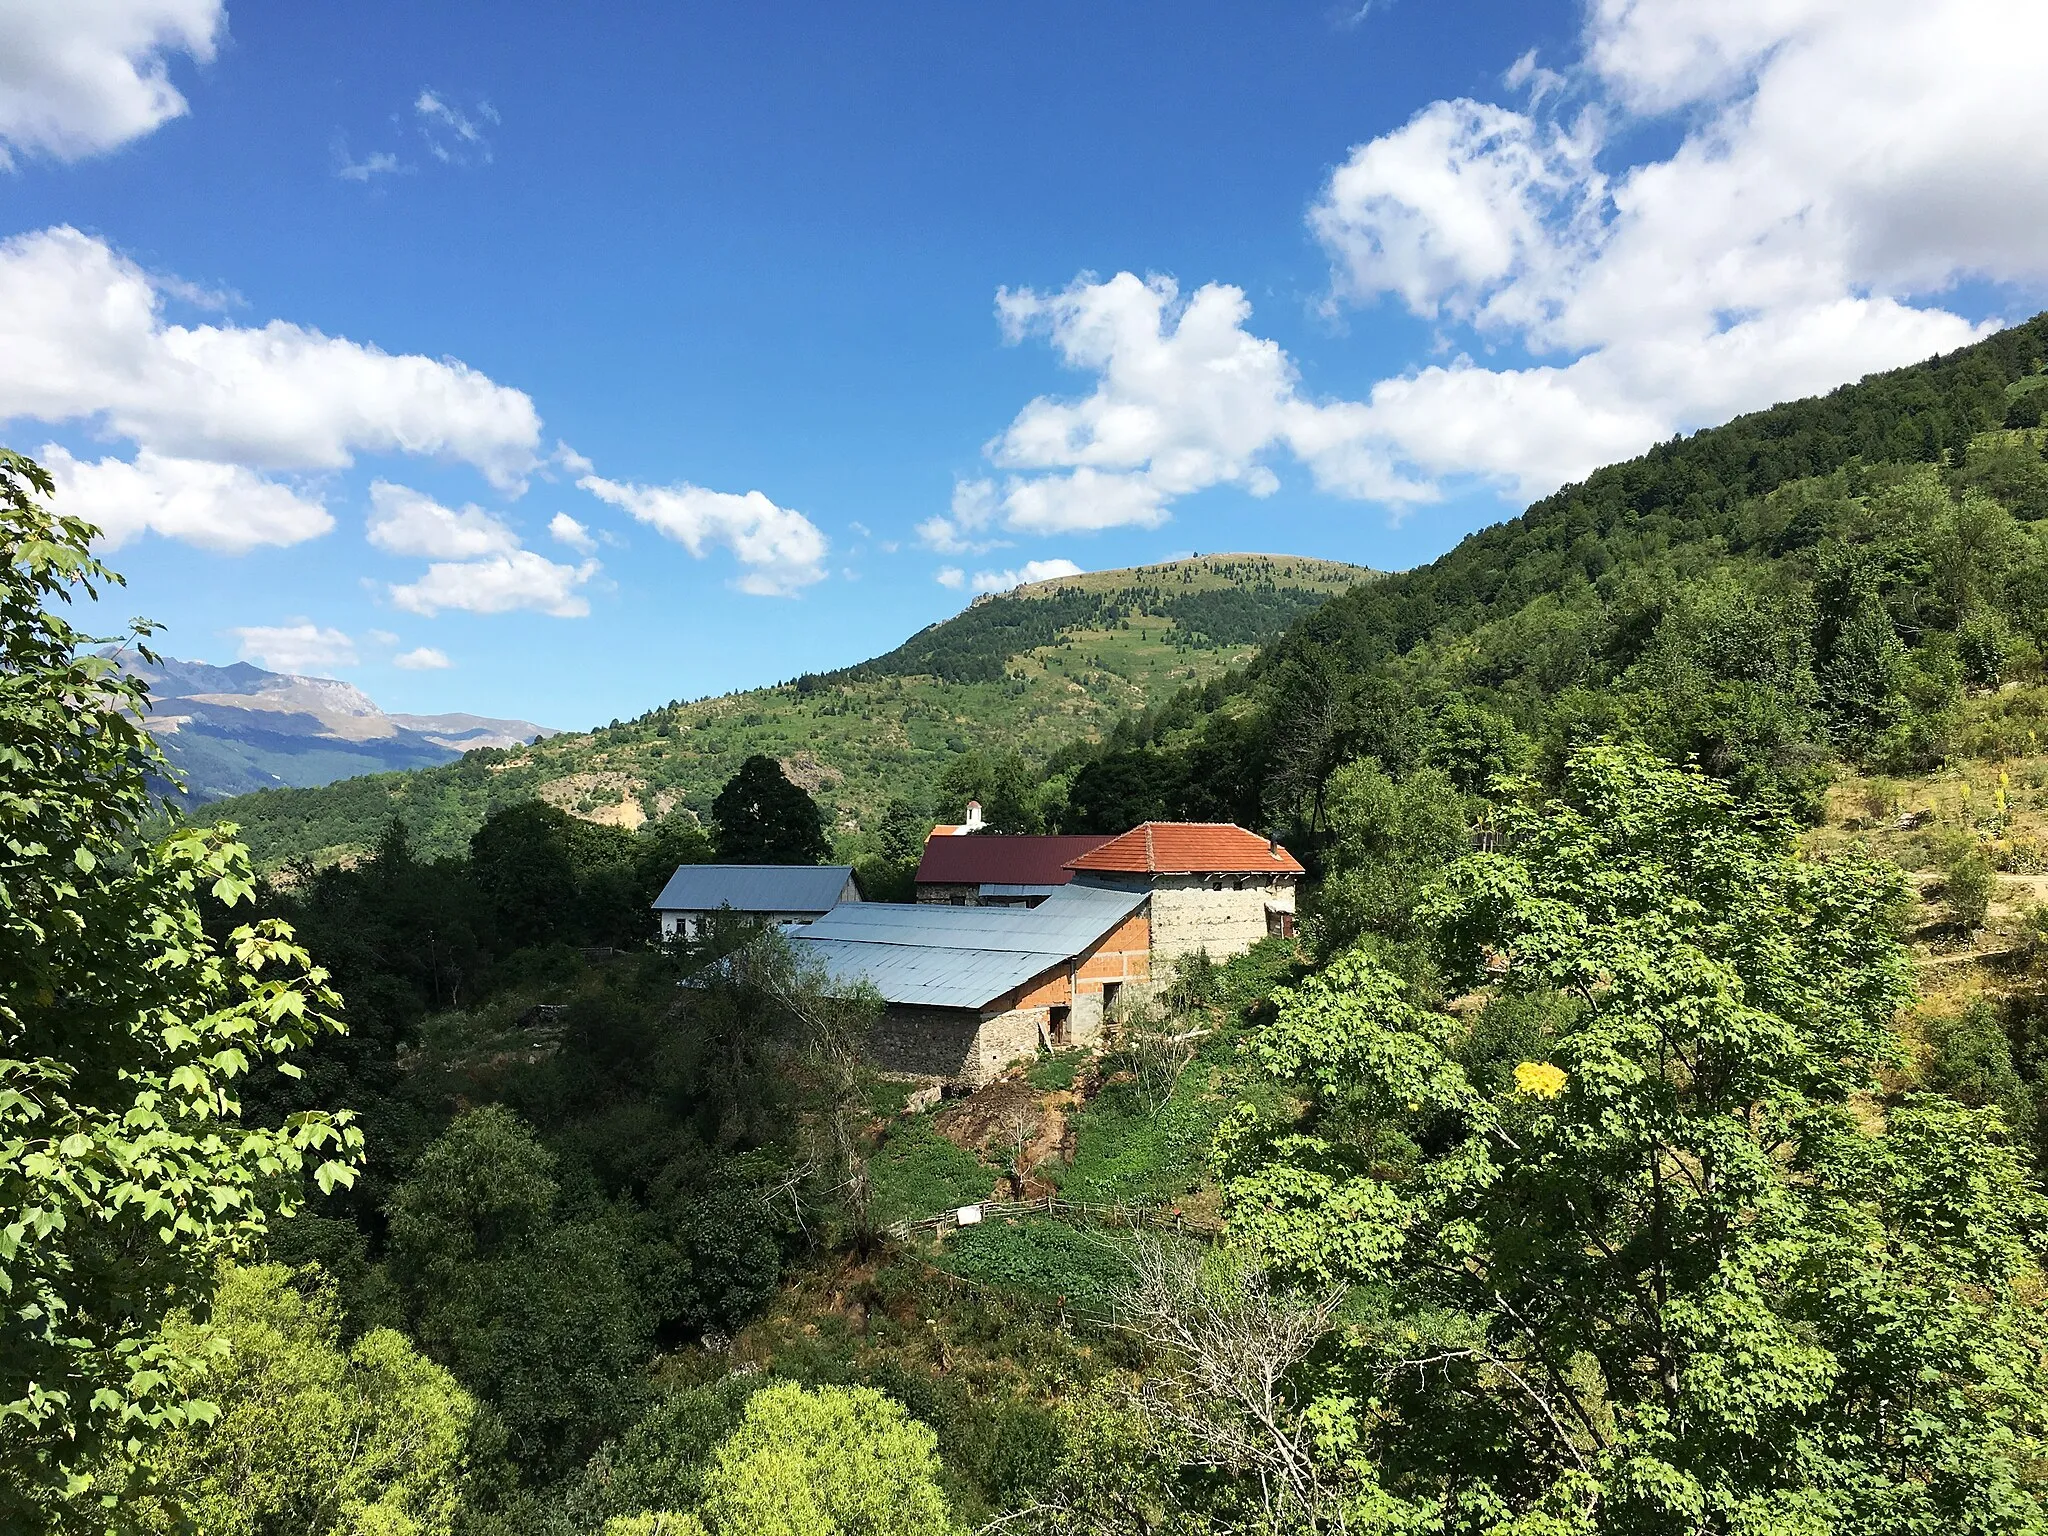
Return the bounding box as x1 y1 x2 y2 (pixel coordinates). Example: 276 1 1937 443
868 1003 1051 1086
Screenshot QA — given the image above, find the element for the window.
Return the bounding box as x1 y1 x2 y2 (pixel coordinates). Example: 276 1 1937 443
1233 875 1248 891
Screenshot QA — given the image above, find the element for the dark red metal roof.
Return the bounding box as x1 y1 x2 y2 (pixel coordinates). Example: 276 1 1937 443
914 833 1115 888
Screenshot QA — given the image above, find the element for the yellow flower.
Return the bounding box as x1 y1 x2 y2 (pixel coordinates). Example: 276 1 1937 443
1514 1061 1568 1099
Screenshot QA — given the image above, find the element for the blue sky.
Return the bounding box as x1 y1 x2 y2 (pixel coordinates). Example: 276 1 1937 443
3 1 2045 728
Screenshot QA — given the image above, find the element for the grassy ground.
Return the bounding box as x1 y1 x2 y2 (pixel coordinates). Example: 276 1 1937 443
867 1115 998 1228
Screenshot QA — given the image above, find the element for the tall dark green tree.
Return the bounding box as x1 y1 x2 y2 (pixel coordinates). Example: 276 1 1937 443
876 799 927 866
468 800 647 949
385 1107 652 1481
938 749 1047 834
710 755 830 864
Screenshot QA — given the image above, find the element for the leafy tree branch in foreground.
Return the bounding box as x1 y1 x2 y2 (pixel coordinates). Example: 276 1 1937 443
0 448 362 1527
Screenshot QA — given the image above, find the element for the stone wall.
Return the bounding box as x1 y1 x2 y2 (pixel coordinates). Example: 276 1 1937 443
914 883 976 906
869 1005 982 1080
868 1002 1053 1086
1147 874 1296 962
965 1006 1051 1083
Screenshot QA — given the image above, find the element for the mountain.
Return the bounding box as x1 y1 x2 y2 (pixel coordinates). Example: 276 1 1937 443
128 654 559 803
191 554 1372 864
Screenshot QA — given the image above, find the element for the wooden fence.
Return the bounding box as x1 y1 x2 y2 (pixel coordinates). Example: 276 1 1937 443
886 1192 1223 1241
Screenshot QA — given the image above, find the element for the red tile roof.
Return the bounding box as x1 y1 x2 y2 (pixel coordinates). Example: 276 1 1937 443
915 834 1116 888
1065 823 1305 876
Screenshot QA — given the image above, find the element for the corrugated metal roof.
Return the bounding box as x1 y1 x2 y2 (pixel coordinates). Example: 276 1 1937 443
786 939 1063 1010
1066 822 1305 875
788 882 1145 1010
651 864 857 914
914 833 1113 888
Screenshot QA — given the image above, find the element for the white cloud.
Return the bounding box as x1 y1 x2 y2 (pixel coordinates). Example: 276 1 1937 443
980 272 1432 532
392 645 451 670
367 480 520 559
336 144 405 183
548 511 596 553
389 550 597 618
43 443 332 552
1504 49 1567 105
1297 0 2043 501
0 226 542 488
0 0 222 167
367 483 606 621
940 558 1086 596
1311 98 1602 326
980 1 2046 521
230 622 357 675
415 90 495 165
578 474 828 596
916 477 1009 552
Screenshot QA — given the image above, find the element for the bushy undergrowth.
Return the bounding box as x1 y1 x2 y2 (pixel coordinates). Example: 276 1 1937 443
1054 1065 1224 1205
867 1116 992 1226
1025 1049 1087 1092
938 1219 1134 1312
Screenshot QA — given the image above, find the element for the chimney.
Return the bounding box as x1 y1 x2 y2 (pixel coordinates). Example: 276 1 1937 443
1268 831 1281 857
965 800 984 832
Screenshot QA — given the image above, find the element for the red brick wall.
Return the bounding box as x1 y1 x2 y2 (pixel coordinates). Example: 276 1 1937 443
1000 910 1151 1010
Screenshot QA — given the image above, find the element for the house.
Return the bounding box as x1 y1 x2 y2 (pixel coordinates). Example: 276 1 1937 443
1065 823 1303 961
913 830 1115 907
786 881 1150 1083
782 820 1302 1085
651 864 861 941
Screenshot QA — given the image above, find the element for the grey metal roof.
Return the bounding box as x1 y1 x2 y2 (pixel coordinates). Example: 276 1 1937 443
651 864 856 915
788 882 1146 1011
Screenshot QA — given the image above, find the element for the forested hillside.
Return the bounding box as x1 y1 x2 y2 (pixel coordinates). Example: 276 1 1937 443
197 555 1368 866
1044 311 2048 841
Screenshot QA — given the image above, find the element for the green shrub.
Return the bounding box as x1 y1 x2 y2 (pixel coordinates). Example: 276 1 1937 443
1026 1049 1087 1092
864 1078 915 1117
1945 847 1995 930
1925 998 2038 1142
695 1380 950 1536
591 1376 765 1519
1056 1070 1221 1205
940 1219 1133 1311
867 1117 991 1226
